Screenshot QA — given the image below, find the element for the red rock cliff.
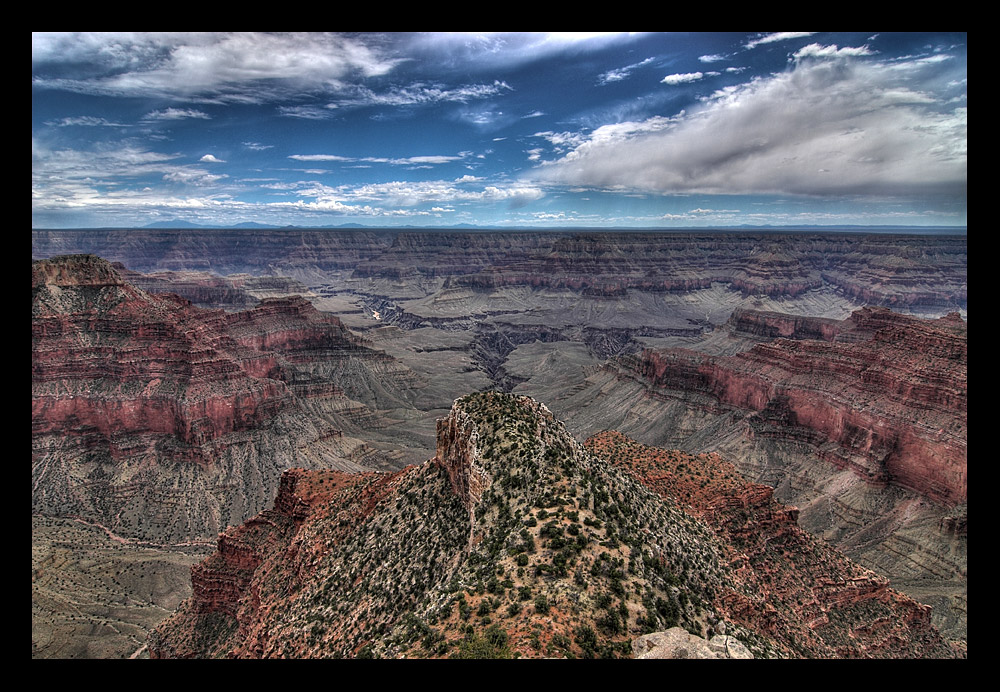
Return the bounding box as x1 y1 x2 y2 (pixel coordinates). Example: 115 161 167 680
32 256 378 449
618 307 967 505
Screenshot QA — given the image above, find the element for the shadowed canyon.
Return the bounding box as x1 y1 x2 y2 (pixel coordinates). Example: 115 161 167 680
31 229 966 658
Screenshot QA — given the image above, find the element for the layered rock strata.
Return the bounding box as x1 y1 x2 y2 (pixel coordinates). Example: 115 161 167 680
617 307 967 506
32 229 967 310
32 254 419 543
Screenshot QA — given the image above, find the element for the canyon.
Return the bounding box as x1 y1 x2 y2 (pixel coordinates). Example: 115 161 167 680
31 228 967 657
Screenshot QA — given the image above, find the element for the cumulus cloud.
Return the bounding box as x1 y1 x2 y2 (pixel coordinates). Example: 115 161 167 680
163 169 228 186
200 154 224 163
661 72 704 85
532 56 966 201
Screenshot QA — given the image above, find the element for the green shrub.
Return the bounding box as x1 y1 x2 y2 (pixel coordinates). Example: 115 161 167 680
454 625 512 659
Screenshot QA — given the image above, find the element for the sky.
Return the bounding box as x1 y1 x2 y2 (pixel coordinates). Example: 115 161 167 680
32 32 967 229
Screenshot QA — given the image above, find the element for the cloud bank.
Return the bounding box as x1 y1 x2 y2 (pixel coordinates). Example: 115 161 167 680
532 56 966 201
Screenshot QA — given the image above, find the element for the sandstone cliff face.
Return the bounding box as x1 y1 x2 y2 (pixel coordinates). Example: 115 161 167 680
151 393 957 659
32 255 421 543
618 307 967 506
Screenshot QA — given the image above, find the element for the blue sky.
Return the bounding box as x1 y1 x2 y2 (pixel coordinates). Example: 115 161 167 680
32 32 967 229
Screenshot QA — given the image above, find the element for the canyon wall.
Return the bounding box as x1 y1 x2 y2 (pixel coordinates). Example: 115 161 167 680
32 229 967 311
617 307 967 506
32 255 422 543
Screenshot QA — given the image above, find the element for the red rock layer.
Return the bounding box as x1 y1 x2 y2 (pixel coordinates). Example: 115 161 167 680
151 464 422 658
728 307 843 341
618 307 967 505
187 469 374 620
434 407 489 510
32 255 378 451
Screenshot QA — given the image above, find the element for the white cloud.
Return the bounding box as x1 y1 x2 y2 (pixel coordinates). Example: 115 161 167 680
451 106 512 129
598 57 655 85
46 116 125 127
793 43 875 60
163 169 228 186
33 33 402 102
144 108 210 121
405 155 463 165
532 56 966 201
745 32 816 50
661 72 704 85
278 105 332 120
288 154 353 162
403 32 645 73
200 154 224 163
289 153 465 165
242 141 273 150
533 130 589 152
326 80 512 109
309 178 545 208
699 54 725 63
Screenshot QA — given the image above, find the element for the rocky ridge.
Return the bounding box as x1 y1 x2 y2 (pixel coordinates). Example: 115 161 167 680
151 392 957 658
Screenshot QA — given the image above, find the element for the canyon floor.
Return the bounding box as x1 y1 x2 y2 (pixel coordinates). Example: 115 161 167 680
31 229 967 657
